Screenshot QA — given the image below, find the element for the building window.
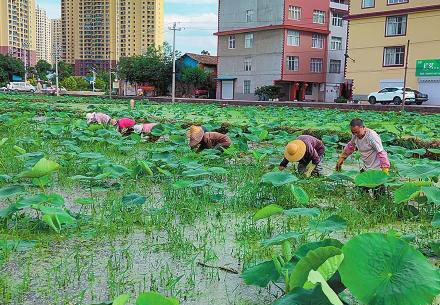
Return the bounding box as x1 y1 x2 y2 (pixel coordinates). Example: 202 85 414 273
244 57 252 71
246 10 254 22
305 84 313 95
244 80 251 94
384 46 405 66
310 58 323 72
312 34 324 49
245 33 254 48
313 10 325 24
287 56 299 71
386 15 407 36
330 36 343 50
228 35 235 49
388 0 408 4
287 30 300 46
329 59 341 73
332 12 343 27
362 0 375 8
288 6 301 20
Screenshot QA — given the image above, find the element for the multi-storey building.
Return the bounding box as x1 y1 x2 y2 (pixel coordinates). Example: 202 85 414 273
51 18 62 65
346 0 440 105
215 0 349 102
36 5 51 64
0 0 37 67
61 0 164 75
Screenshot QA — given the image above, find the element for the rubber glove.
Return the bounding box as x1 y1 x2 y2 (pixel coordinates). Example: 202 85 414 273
382 168 389 175
335 154 346 172
305 163 316 178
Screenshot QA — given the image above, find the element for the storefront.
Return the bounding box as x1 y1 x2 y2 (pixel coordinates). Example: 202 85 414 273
416 59 440 106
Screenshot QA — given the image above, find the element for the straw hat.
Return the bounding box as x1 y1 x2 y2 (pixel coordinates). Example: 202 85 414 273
86 113 95 123
187 126 204 147
134 124 143 134
111 119 118 126
284 140 307 162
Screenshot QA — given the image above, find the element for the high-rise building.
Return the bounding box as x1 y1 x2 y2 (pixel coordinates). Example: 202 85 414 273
215 0 349 102
0 0 37 67
51 18 62 65
61 0 164 75
346 0 440 105
36 5 52 64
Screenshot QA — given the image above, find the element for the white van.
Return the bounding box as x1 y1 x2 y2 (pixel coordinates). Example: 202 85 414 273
7 82 36 93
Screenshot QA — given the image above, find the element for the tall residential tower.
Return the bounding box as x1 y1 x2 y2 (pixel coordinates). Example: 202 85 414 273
61 0 164 75
0 0 37 67
36 5 52 64
51 18 62 65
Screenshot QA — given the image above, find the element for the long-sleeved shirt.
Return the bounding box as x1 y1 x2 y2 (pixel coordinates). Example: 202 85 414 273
141 123 158 134
116 118 136 130
199 132 232 151
343 128 390 170
280 135 325 167
88 112 111 125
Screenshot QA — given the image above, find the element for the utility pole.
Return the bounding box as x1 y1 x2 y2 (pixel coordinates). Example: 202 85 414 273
23 41 28 83
401 40 410 112
55 44 60 96
169 22 182 103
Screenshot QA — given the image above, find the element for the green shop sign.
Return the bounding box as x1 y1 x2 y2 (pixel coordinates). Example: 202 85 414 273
416 59 440 77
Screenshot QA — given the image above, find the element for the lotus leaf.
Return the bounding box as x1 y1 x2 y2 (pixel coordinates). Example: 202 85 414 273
253 204 284 221
172 180 193 189
273 286 332 305
354 170 389 188
18 158 60 178
308 215 347 233
432 212 440 227
284 208 320 218
295 239 344 259
182 169 210 177
0 240 36 252
261 231 302 247
261 171 298 187
290 185 309 205
304 254 344 289
207 167 227 175
339 233 440 305
307 270 343 305
0 185 25 198
241 260 280 288
136 292 178 305
122 193 146 205
113 294 130 305
422 186 440 205
394 183 422 204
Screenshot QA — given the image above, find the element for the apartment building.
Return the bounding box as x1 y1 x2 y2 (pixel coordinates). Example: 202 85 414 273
36 5 51 64
0 0 37 67
346 0 440 104
51 18 62 65
61 0 164 75
215 0 349 102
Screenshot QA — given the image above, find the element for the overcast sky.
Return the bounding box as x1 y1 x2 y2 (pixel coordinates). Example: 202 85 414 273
37 0 218 55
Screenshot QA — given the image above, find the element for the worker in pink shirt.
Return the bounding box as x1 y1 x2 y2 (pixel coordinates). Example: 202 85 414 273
86 112 112 125
112 118 136 136
133 123 160 142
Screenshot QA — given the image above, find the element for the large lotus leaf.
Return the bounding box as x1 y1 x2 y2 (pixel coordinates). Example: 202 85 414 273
152 152 174 162
207 167 227 175
122 193 146 205
431 241 440 256
354 170 389 188
42 214 62 233
172 180 193 189
308 215 347 233
289 246 342 289
0 240 36 252
307 270 343 305
0 185 26 198
18 158 60 178
397 164 440 179
290 185 309 204
136 292 178 305
304 254 344 289
273 286 332 305
113 294 130 305
284 208 320 218
182 169 210 177
190 179 210 188
422 186 440 205
432 212 440 227
16 194 64 209
241 260 280 288
261 231 302 247
0 204 20 218
394 183 422 204
253 204 284 221
327 173 354 183
339 233 440 305
295 239 344 259
150 124 166 137
261 171 298 187
78 152 105 159
104 164 131 178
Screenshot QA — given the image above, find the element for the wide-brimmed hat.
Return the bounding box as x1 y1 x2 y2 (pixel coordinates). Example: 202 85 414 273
187 126 204 147
86 112 95 123
133 124 143 134
284 140 306 162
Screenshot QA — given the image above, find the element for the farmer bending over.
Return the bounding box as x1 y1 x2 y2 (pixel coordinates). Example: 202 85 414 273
112 118 136 136
134 123 160 142
279 135 325 177
86 112 111 125
187 125 232 152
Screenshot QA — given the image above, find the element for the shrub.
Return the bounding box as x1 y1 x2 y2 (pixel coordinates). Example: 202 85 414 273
61 76 77 90
334 96 348 103
255 85 284 100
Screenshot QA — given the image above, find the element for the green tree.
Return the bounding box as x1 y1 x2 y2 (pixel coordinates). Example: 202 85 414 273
60 76 77 90
35 60 52 81
95 78 106 90
179 66 210 95
57 61 73 81
118 43 177 95
74 76 90 90
0 54 25 86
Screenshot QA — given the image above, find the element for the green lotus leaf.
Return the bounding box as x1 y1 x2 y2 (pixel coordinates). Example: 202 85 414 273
273 286 332 305
18 158 60 178
284 208 320 218
136 292 177 305
289 246 342 289
122 193 146 205
261 171 298 187
182 169 210 177
241 260 280 288
113 294 130 305
304 254 344 289
339 233 440 305
261 231 302 247
172 180 193 189
290 185 309 204
295 239 344 259
307 270 343 305
0 185 26 198
354 170 389 188
253 204 284 221
394 183 422 204
207 167 227 175
422 186 440 205
432 212 440 227
308 215 347 233
78 152 105 159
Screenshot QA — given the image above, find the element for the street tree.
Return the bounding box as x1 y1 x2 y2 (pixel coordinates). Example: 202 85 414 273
0 54 25 85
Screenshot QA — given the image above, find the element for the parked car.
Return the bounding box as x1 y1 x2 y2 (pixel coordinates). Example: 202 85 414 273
41 86 67 95
7 82 36 93
368 87 429 105
194 89 209 99
0 87 7 92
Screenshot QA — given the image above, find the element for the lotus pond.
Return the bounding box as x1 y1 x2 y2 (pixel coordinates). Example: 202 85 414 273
0 94 439 305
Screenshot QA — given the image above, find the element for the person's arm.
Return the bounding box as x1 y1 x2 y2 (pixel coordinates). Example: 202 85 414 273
369 133 390 169
336 138 356 171
279 158 289 170
377 151 390 169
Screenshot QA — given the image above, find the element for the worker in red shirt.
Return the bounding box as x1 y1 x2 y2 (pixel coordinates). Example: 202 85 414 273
112 118 136 136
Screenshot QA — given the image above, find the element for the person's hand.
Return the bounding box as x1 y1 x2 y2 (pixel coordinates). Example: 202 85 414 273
335 156 345 172
279 165 286 171
382 168 389 175
305 164 316 178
